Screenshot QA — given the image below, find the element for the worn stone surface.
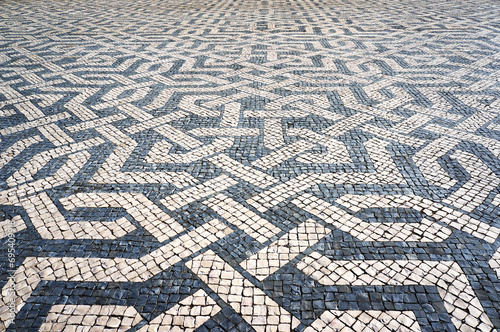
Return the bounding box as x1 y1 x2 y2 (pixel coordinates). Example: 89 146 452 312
1 0 500 330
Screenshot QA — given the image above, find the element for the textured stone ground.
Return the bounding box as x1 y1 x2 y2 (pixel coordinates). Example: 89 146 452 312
1 0 500 330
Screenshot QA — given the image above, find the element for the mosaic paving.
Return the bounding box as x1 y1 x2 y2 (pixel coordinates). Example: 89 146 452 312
1 0 500 330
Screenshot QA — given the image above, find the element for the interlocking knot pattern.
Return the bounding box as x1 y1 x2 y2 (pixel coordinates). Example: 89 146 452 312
1 0 500 330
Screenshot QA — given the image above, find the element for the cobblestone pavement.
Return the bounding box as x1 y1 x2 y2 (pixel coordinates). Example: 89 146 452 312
1 0 500 330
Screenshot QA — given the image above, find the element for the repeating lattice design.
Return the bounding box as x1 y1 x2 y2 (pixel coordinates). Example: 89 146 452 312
1 0 500 330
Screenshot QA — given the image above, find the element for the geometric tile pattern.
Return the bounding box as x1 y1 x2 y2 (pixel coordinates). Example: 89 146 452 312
240 219 331 280
137 290 221 331
292 193 454 242
186 250 302 331
297 253 494 331
303 310 421 332
0 219 231 328
1 0 500 330
39 305 143 332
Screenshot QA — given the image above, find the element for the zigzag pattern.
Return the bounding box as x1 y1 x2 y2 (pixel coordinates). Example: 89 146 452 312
1 0 500 330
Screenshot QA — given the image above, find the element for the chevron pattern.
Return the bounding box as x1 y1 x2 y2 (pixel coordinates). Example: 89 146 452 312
1 0 500 330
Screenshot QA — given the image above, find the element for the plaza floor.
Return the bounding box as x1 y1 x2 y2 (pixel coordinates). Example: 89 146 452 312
1 0 500 330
